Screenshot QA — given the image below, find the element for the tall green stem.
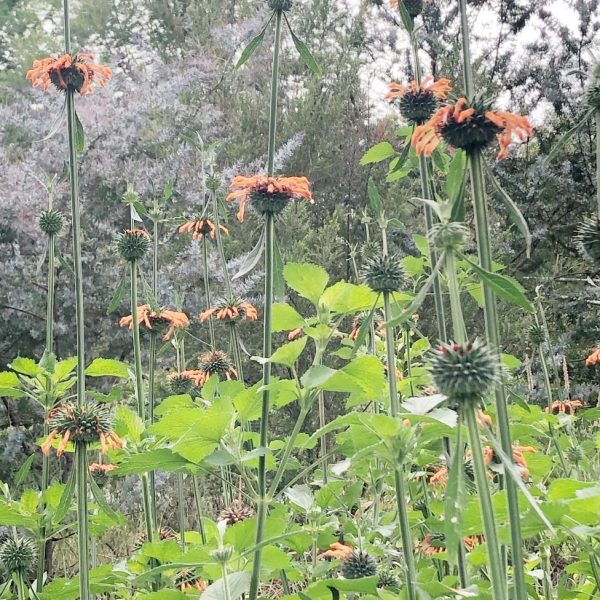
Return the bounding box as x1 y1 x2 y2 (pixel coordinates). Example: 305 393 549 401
177 474 186 548
445 251 466 342
458 0 525 592
75 444 90 600
596 111 600 220
202 239 216 348
64 1 89 596
249 8 282 599
383 292 416 600
192 476 207 545
464 409 506 600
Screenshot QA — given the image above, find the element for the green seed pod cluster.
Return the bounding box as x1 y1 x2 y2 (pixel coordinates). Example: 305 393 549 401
428 339 500 406
527 323 546 346
250 190 292 218
116 229 150 262
440 95 501 154
198 350 235 377
361 254 405 293
167 373 199 397
205 174 222 193
399 89 439 124
39 209 64 237
377 568 399 589
211 546 234 565
342 551 378 579
575 218 600 264
268 0 293 11
0 537 37 574
48 401 114 444
429 221 469 252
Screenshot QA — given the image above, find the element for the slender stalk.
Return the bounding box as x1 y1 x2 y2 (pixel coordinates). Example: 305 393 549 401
75 444 90 600
213 191 233 298
15 571 26 600
249 8 283 598
202 239 216 348
192 476 207 545
383 293 416 600
458 1 526 589
229 324 245 383
445 251 467 341
596 111 600 220
37 232 57 592
464 408 506 600
222 564 233 600
177 474 186 548
148 332 158 529
317 389 327 483
537 341 554 412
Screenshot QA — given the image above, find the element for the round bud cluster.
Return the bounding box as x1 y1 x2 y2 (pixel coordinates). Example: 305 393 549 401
205 174 222 193
527 323 546 346
342 551 377 580
361 254 405 294
428 339 500 406
116 229 150 262
0 537 37 574
399 89 439 124
48 401 115 444
429 221 468 252
198 350 235 378
39 209 64 237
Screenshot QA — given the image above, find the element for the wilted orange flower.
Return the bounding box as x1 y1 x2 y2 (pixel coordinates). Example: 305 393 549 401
545 399 583 415
26 52 112 95
463 535 485 552
168 370 206 387
384 76 452 102
473 444 536 478
288 328 304 341
200 297 258 323
177 569 207 592
227 175 313 222
89 463 118 474
418 534 446 557
428 465 448 491
318 541 354 560
119 305 189 341
585 347 600 366
412 98 533 160
178 219 228 241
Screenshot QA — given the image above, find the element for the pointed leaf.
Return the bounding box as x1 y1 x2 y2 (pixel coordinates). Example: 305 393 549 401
107 273 126 315
236 19 271 68
287 19 321 75
283 262 329 304
545 108 595 163
202 572 251 600
269 337 307 367
88 475 123 524
367 177 382 216
272 303 305 332
273 236 286 302
74 110 85 153
360 141 396 165
233 230 265 280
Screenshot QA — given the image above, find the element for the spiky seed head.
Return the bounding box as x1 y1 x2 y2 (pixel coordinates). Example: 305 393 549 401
361 254 405 293
198 350 234 376
429 221 469 252
440 95 501 154
218 499 253 525
49 66 85 94
0 537 37 574
116 229 150 262
39 209 64 237
211 546 234 565
429 339 500 406
342 551 378 579
377 568 399 589
586 85 600 111
48 401 115 444
205 174 222 193
360 240 382 261
399 90 438 124
167 374 198 396
268 0 293 11
567 445 585 464
250 190 291 217
402 0 424 17
527 323 546 346
575 217 600 264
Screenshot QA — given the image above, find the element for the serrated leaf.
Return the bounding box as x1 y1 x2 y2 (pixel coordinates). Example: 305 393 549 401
271 303 305 332
270 337 307 367
85 358 129 379
114 449 194 475
202 572 251 600
283 262 329 304
360 141 396 165
14 455 34 487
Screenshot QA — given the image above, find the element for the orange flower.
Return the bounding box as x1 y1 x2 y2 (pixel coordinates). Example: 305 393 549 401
200 297 258 323
119 305 189 341
418 534 446 557
177 569 207 592
178 219 228 241
26 52 112 95
318 541 354 561
428 465 448 491
411 98 533 160
89 463 118 474
545 399 583 416
288 328 304 341
463 535 484 552
471 444 536 478
477 410 493 429
586 347 600 366
227 175 313 222
384 76 452 102
168 370 206 387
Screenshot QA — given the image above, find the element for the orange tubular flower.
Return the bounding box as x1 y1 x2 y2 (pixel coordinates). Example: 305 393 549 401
318 541 354 561
26 52 112 95
545 399 584 415
472 444 536 478
411 97 533 160
169 370 207 388
178 219 228 241
227 175 313 222
200 297 259 323
119 305 189 341
586 347 600 366
89 463 118 475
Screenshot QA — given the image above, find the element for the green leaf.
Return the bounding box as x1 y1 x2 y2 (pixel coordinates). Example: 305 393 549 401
114 406 144 444
107 273 126 314
320 282 377 314
444 149 467 202
202 572 251 600
284 485 314 512
286 18 321 75
545 108 595 163
0 501 37 528
360 141 396 165
396 1 414 33
462 257 534 312
269 337 307 367
283 262 329 304
444 422 464 567
9 357 40 376
74 110 85 153
85 358 129 379
14 455 34 487
88 475 123 524
271 303 305 332
351 301 377 355
114 449 194 475
485 162 532 258
53 469 76 525
233 229 265 280
273 237 286 302
367 177 382 216
236 18 271 68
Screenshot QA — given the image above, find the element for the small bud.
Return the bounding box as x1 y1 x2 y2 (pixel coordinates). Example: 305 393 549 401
268 0 293 11
342 551 377 579
527 323 546 346
205 174 222 193
39 209 64 237
211 546 234 565
429 221 468 252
